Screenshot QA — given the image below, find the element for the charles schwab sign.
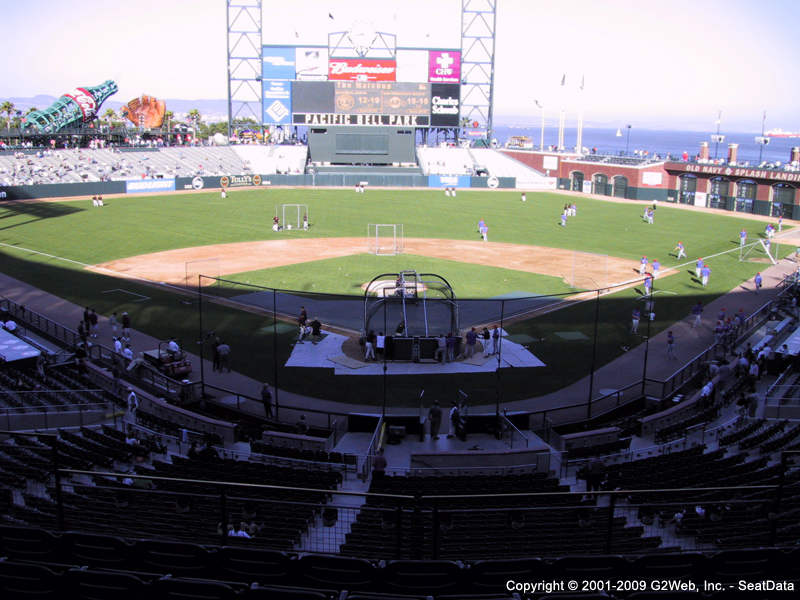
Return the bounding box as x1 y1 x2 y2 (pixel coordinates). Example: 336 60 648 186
429 83 460 127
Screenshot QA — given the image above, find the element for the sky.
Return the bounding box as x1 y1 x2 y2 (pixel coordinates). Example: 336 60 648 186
1 0 798 132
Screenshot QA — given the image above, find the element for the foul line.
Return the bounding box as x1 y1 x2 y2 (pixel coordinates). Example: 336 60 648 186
101 288 150 302
0 242 91 268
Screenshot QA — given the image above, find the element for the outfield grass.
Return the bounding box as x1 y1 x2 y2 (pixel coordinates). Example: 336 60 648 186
0 189 789 406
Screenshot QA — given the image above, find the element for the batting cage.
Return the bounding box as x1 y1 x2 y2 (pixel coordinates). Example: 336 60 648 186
363 271 459 339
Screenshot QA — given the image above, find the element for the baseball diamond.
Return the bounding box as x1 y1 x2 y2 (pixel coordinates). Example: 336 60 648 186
0 187 789 405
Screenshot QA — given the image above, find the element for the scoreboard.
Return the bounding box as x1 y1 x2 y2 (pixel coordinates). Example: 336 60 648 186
292 81 459 128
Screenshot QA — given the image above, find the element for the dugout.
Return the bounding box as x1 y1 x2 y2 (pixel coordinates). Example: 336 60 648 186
308 126 416 166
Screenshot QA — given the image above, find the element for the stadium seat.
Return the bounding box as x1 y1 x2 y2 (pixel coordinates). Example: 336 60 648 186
467 558 549 591
343 593 430 600
297 553 377 589
710 549 779 581
134 540 215 576
551 555 629 579
151 577 239 599
632 552 707 580
217 546 294 584
63 531 135 569
241 584 337 599
0 560 62 598
65 568 147 600
379 560 462 594
0 525 63 561
437 594 519 600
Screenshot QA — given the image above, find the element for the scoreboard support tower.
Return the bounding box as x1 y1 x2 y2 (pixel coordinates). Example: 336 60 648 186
226 0 264 139
461 0 497 141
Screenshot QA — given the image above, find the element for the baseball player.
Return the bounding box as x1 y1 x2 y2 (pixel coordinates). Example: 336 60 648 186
560 212 567 227
695 257 704 279
691 301 703 328
521 192 527 202
674 241 686 259
303 213 308 231
272 215 280 232
631 308 641 334
778 215 783 232
739 229 747 247
481 223 488 242
700 264 711 287
651 259 661 278
766 224 775 239
643 273 653 296
639 256 648 276
754 272 763 294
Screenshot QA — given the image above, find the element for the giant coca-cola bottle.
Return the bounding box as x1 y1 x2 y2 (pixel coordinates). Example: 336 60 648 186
24 80 118 133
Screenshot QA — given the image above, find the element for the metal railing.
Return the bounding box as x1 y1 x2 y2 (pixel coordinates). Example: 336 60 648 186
360 417 385 481
0 400 115 431
38 466 797 559
502 412 530 449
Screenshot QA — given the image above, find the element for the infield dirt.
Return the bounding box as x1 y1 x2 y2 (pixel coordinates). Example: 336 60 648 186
89 237 643 289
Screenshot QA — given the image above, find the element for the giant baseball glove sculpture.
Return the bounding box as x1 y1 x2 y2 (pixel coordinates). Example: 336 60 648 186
121 95 166 128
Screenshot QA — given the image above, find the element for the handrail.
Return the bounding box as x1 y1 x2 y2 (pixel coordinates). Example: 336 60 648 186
0 401 110 414
360 416 385 480
60 468 414 500
502 413 529 449
59 468 780 503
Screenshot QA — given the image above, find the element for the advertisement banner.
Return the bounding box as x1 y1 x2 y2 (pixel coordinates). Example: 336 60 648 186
126 179 176 194
293 113 429 127
328 59 396 81
262 80 292 125
428 50 461 83
430 83 460 127
262 46 296 80
428 175 471 188
219 174 263 188
295 47 328 80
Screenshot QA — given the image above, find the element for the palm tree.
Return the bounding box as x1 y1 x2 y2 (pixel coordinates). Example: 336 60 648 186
164 110 174 134
103 108 117 128
0 101 14 131
187 108 201 142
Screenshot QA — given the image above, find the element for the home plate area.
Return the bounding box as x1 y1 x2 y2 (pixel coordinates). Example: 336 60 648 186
285 329 545 375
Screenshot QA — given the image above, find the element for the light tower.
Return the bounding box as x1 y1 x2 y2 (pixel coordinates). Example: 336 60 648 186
460 0 497 142
226 0 263 139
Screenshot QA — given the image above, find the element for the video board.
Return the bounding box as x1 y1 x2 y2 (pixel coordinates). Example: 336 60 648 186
292 81 459 128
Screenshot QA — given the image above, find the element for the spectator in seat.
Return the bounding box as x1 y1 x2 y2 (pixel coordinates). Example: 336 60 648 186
296 414 309 435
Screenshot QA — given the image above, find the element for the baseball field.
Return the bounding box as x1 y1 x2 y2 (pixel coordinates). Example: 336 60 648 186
0 188 787 405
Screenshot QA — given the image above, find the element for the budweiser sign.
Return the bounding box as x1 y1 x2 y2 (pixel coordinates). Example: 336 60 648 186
328 59 396 81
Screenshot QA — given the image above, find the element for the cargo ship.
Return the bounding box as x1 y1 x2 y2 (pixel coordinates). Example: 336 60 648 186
766 128 800 138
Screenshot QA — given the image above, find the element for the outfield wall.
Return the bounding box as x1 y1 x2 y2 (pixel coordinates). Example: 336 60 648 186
0 174 516 200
